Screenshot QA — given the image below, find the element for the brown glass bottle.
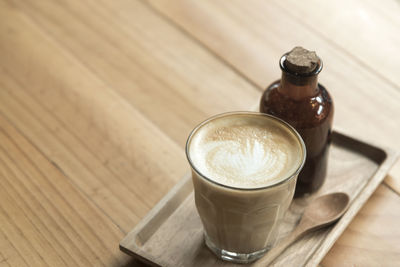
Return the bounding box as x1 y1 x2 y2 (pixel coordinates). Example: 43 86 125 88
260 48 334 197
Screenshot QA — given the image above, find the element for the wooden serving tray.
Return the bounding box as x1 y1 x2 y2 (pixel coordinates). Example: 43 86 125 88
120 131 398 266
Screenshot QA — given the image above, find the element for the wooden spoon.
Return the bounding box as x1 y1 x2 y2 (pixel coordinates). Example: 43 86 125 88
255 192 350 266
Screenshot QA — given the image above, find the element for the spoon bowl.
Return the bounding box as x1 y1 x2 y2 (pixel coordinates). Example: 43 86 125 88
302 192 350 229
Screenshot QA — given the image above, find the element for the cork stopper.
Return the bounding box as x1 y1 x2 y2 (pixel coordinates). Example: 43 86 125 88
285 46 319 74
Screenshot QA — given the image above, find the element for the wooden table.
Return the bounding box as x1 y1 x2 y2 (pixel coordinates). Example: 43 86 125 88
0 0 399 266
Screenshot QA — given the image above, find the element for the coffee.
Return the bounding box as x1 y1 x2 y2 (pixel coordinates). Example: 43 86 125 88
189 115 302 189
186 112 305 263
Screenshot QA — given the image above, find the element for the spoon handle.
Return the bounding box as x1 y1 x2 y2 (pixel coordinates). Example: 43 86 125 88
254 227 305 266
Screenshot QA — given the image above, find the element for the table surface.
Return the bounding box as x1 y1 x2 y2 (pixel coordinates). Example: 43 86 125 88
1 0 400 266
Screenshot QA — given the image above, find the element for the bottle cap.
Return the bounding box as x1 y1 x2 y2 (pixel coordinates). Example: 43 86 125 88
284 47 319 74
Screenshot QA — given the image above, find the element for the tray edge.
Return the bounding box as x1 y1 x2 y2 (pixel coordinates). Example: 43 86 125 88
119 173 192 264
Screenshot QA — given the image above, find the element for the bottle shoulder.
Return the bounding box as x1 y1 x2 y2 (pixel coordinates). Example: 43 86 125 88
260 82 333 128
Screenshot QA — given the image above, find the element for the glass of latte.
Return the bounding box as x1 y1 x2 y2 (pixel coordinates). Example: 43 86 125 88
186 112 306 263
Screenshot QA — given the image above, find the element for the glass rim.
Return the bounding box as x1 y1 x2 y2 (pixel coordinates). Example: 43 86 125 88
185 111 307 191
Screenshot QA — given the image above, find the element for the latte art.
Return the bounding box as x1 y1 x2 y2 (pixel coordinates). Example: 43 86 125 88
197 137 288 187
189 115 303 188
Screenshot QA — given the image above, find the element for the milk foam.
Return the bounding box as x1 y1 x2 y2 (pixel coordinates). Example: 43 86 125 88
189 116 302 188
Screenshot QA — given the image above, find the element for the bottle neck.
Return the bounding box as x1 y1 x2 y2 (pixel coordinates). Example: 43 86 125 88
278 71 319 100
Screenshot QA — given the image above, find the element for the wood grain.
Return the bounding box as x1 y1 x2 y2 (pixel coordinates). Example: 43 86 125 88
0 5 176 230
8 0 259 147
146 0 400 148
272 0 400 87
385 159 400 195
0 113 129 266
0 0 260 232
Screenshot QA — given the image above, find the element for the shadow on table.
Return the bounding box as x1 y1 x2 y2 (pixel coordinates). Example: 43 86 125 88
120 258 153 267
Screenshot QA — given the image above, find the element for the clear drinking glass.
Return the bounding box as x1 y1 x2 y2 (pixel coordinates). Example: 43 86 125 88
186 112 306 263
